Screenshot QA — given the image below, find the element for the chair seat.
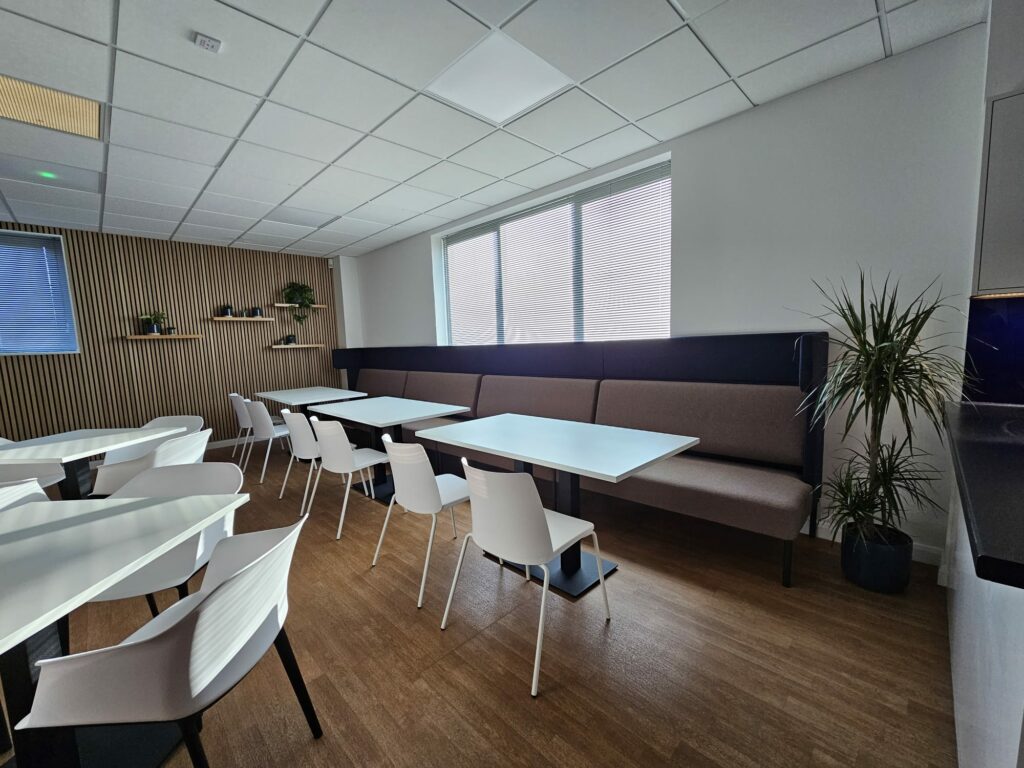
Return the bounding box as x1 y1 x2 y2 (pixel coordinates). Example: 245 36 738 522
352 447 387 470
436 473 469 508
542 508 594 560
262 424 289 440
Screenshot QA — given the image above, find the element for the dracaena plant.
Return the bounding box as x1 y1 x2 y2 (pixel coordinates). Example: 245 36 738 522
805 272 967 541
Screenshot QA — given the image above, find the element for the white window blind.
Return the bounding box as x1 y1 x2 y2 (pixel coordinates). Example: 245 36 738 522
0 231 79 355
443 162 671 345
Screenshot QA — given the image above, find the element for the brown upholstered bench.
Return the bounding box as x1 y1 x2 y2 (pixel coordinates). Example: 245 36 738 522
400 371 481 433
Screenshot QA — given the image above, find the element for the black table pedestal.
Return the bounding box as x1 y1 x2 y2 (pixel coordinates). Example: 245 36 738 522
56 459 91 500
352 426 394 503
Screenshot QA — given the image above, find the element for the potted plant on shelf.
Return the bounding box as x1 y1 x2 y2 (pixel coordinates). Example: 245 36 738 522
806 272 966 593
139 311 168 335
282 282 315 325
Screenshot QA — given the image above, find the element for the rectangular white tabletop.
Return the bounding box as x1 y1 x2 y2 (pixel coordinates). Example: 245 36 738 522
256 386 367 407
0 494 249 654
310 396 470 428
0 426 186 465
417 413 699 483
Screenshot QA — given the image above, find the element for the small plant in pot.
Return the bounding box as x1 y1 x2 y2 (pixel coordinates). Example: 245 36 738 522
139 311 168 335
805 272 966 593
282 282 315 325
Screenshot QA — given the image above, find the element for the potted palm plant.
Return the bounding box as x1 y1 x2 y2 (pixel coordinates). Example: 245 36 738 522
806 273 966 593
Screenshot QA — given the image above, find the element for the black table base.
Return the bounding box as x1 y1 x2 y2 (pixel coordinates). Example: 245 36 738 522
56 459 91 501
486 552 617 598
351 426 395 504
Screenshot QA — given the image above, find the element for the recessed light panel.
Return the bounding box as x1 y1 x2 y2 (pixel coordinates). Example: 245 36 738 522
0 74 101 139
426 31 571 124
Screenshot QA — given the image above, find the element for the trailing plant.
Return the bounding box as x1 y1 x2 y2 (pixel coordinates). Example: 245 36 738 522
804 272 967 542
282 282 315 325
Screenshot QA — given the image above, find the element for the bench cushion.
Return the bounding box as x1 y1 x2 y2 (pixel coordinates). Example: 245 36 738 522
595 380 805 468
581 455 811 540
357 368 407 398
404 371 481 416
476 375 598 423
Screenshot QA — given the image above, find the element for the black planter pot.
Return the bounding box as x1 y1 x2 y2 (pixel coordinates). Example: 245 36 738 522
841 523 913 593
143 323 161 335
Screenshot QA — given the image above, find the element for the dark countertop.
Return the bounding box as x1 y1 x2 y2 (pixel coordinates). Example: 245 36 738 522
945 401 1024 588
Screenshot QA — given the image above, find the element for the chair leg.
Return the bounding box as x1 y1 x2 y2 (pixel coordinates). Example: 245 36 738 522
359 468 369 496
441 533 473 630
258 441 272 484
306 464 322 516
279 454 295 500
177 581 189 601
299 459 316 517
240 429 254 472
369 472 376 500
782 540 793 588
531 564 551 697
417 514 438 609
335 473 353 540
230 427 243 458
372 495 396 567
274 628 323 739
57 614 70 655
146 593 160 617
449 506 457 538
591 532 611 622
178 715 210 768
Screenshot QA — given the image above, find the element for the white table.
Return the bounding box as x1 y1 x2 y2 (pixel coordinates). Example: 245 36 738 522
417 414 699 596
0 427 186 499
0 494 249 768
256 386 366 409
310 396 471 499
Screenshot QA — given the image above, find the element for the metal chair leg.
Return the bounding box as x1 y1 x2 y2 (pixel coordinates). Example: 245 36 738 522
441 534 473 630
372 495 396 566
274 629 323 739
335 473 353 539
178 715 210 768
531 564 551 697
146 593 160 617
258 441 272 484
417 515 437 609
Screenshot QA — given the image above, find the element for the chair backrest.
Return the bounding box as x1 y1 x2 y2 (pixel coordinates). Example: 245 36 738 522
382 434 441 514
103 415 206 466
147 415 204 434
109 463 243 498
309 418 355 474
246 400 278 440
461 459 554 566
0 479 48 510
281 410 318 460
153 429 211 467
0 438 64 486
229 393 252 429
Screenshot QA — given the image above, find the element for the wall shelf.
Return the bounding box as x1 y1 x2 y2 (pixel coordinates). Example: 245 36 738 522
126 334 203 340
211 316 275 322
270 343 324 349
273 303 328 309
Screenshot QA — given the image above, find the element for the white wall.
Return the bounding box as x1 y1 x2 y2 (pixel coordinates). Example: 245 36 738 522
344 26 988 558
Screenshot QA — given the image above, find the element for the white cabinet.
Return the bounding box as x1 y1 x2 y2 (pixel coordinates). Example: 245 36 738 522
977 92 1024 292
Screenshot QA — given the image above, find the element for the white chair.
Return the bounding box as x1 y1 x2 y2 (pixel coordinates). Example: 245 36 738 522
308 417 388 539
442 459 611 697
91 429 212 496
242 400 290 484
278 410 322 516
101 416 205 467
0 437 65 488
372 435 468 608
0 478 48 509
228 393 253 462
15 518 322 768
90 463 245 618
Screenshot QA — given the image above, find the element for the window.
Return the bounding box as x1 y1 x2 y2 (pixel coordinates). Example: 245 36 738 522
442 162 671 345
0 231 79 355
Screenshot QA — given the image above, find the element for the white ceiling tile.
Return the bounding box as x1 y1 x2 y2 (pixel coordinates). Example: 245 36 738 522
311 0 488 89
242 102 363 163
390 212 449 234
192 191 274 218
106 174 200 207
886 0 988 54
284 166 396 214
0 11 109 100
232 241 281 251
355 230 408 249
176 222 247 241
407 162 496 197
218 142 325 186
507 156 586 189
564 125 658 167
450 0 528 26
0 153 102 192
585 28 728 120
883 0 915 8
285 239 341 255
109 110 233 165
1 0 114 41
506 89 627 153
465 179 530 206
264 206 334 228
106 145 215 188
103 227 170 240
448 131 551 177
691 0 877 75
104 197 188 221
218 0 324 34
0 179 100 210
8 199 100 227
302 230 361 247
637 82 750 141
336 137 439 182
371 184 453 212
320 217 389 237
671 0 729 19
347 201 419 225
270 43 413 132
504 0 683 81
428 197 487 221
0 119 104 171
113 54 260 135
184 208 257 231
374 96 493 157
247 219 315 239
340 246 374 256
205 169 300 204
427 31 572 124
103 212 180 234
117 0 297 94
236 232 294 247
739 21 884 104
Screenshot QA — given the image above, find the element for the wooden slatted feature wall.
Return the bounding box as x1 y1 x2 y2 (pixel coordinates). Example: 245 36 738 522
0 223 341 442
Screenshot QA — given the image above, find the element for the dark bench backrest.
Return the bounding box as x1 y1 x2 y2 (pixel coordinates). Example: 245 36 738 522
357 368 407 398
476 375 599 423
404 371 481 416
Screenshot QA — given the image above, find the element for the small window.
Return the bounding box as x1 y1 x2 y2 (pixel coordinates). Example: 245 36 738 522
0 231 80 355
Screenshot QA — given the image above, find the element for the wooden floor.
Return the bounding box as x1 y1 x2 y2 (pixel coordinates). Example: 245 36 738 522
26 446 958 767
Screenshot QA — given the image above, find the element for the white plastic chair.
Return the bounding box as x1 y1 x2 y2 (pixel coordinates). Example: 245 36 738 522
442 459 611 697
15 518 322 768
0 438 64 488
90 464 245 618
101 416 205 467
278 410 321 516
228 393 253 462
307 417 388 539
372 435 468 608
242 400 290 484
92 429 212 496
0 478 49 510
